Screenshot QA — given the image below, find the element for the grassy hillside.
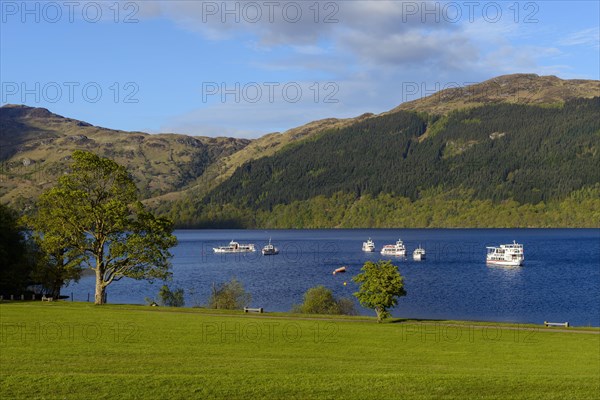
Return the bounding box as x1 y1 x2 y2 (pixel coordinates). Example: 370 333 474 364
1 302 598 399
0 105 249 208
391 73 600 115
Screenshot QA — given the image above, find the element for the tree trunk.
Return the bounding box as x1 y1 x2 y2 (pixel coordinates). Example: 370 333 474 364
94 269 105 305
51 282 61 300
375 307 383 323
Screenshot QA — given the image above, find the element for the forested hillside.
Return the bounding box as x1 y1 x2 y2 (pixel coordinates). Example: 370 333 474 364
183 98 599 228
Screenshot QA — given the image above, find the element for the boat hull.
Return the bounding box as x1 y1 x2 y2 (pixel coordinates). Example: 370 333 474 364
381 251 406 257
486 259 523 266
214 249 256 253
213 240 256 253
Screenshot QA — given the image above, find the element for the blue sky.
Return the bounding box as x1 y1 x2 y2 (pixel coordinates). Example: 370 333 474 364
1 1 599 138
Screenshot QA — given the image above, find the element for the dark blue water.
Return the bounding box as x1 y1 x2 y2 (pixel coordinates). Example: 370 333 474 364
68 229 600 326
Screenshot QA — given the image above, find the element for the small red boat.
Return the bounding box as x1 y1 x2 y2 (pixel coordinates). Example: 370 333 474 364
333 266 347 275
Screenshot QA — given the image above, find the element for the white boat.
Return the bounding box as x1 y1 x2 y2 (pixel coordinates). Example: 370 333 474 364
362 238 375 252
486 241 524 266
413 245 426 261
213 240 256 253
381 239 406 257
262 239 279 256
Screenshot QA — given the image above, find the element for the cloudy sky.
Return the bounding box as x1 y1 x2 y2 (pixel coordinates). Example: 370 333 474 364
1 1 599 138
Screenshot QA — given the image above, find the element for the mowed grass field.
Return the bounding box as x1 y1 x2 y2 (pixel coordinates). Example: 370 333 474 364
0 303 598 399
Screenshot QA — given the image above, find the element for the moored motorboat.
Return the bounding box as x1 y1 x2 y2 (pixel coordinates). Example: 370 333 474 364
213 240 256 253
381 239 406 257
486 241 524 266
413 245 426 261
262 238 279 255
362 238 375 252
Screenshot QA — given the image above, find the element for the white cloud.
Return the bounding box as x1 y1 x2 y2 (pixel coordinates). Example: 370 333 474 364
140 1 563 74
135 1 593 138
559 27 600 49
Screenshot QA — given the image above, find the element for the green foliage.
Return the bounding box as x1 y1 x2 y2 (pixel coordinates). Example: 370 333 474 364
293 285 357 315
158 285 185 307
353 260 407 322
23 206 86 298
0 204 36 295
208 278 251 310
424 114 449 138
28 246 83 299
182 184 600 228
29 151 178 304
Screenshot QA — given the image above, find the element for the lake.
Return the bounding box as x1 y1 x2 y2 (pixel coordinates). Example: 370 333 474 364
68 229 600 326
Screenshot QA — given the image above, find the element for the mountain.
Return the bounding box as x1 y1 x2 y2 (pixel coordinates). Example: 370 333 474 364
0 104 249 208
2 74 599 227
184 74 599 228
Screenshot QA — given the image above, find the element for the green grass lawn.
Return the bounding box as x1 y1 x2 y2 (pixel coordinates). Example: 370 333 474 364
1 302 598 399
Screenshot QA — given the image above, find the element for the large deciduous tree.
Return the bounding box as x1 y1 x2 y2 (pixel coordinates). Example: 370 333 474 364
353 260 407 322
30 151 177 304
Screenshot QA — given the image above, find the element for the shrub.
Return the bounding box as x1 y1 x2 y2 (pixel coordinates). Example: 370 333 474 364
293 285 357 315
208 279 251 310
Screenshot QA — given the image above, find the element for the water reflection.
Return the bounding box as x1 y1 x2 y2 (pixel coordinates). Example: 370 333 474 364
485 263 524 283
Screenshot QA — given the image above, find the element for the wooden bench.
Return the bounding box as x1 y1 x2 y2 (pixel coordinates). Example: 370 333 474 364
41 295 54 302
544 321 569 328
244 307 264 313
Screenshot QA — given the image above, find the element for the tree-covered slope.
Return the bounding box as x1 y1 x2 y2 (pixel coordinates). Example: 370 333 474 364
206 98 599 213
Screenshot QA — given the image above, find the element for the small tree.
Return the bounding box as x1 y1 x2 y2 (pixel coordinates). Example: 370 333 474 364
208 278 251 310
29 151 177 304
353 260 406 323
293 285 357 315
